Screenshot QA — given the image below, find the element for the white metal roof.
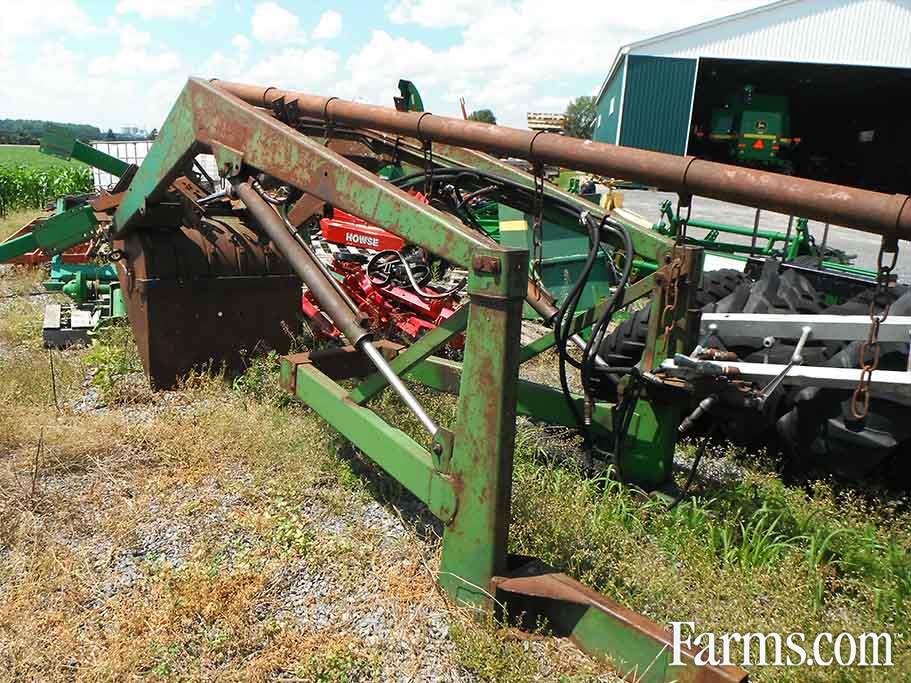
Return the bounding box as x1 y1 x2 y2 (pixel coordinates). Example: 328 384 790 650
597 0 911 103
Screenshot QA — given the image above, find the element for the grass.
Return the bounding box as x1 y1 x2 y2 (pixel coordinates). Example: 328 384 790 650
0 267 604 681
0 145 88 169
1 257 909 681
507 425 911 682
1 208 46 242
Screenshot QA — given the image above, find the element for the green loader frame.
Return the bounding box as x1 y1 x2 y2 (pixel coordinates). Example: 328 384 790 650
108 78 744 682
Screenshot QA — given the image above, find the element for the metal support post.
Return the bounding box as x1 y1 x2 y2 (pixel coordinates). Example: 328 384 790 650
621 245 704 488
438 249 528 607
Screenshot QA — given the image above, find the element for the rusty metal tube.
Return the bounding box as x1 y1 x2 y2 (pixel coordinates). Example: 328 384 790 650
233 179 369 347
212 79 911 241
234 178 440 436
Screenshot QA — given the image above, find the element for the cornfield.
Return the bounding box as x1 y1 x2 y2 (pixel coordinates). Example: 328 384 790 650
0 164 93 217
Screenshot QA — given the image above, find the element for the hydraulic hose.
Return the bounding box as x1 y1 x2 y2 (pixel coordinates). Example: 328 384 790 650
552 214 604 428
581 218 635 402
366 250 466 299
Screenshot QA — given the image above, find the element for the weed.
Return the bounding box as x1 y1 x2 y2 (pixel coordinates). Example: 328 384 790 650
232 349 292 407
296 642 375 683
4 264 911 682
450 614 542 683
84 322 145 402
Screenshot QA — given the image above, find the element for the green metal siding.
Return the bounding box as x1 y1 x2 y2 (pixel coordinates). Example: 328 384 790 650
619 55 697 156
593 57 625 144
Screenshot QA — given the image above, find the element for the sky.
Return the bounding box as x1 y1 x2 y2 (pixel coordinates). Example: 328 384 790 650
0 0 769 132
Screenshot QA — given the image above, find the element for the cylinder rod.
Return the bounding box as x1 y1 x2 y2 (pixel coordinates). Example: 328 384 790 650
212 79 911 241
361 341 438 435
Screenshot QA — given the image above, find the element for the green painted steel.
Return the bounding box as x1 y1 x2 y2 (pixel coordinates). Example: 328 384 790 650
0 205 97 262
430 142 677 267
349 305 470 405
396 79 424 112
41 125 131 177
619 246 704 487
594 56 626 144
548 595 713 683
0 232 38 263
281 356 458 522
517 270 661 366
653 201 877 279
408 356 614 435
45 255 117 292
113 85 199 235
619 55 697 156
497 204 613 318
438 256 528 606
112 77 730 677
116 80 493 271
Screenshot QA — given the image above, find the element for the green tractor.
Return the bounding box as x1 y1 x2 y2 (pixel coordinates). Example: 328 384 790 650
703 84 799 172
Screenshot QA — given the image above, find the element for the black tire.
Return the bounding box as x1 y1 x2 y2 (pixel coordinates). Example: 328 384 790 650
695 268 751 308
598 269 749 368
593 269 751 403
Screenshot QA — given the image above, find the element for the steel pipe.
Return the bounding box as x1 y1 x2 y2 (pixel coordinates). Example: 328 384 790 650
212 79 911 241
233 179 368 346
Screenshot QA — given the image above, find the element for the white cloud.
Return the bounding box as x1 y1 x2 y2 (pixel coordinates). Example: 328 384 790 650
88 24 181 77
242 47 340 89
365 0 770 126
232 34 252 51
312 10 343 40
336 31 438 105
205 50 249 81
0 38 184 131
3 0 93 37
388 0 493 28
0 0 775 134
251 2 305 43
116 0 214 19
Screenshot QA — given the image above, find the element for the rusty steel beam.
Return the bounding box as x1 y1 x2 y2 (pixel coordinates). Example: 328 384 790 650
493 562 749 683
211 79 911 242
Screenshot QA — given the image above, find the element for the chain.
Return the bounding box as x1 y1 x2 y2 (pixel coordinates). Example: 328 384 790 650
660 195 692 351
422 138 433 197
661 257 682 352
675 194 692 245
324 119 335 146
851 237 898 419
531 162 545 284
392 136 402 167
322 97 337 146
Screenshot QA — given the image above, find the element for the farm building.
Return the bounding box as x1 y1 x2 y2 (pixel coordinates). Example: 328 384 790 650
593 0 911 192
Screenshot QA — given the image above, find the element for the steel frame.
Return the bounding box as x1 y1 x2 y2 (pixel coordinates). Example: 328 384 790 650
107 78 742 681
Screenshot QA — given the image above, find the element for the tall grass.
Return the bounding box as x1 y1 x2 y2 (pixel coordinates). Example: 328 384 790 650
0 163 92 217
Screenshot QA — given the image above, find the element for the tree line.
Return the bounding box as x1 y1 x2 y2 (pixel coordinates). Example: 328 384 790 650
0 119 103 145
0 120 155 145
